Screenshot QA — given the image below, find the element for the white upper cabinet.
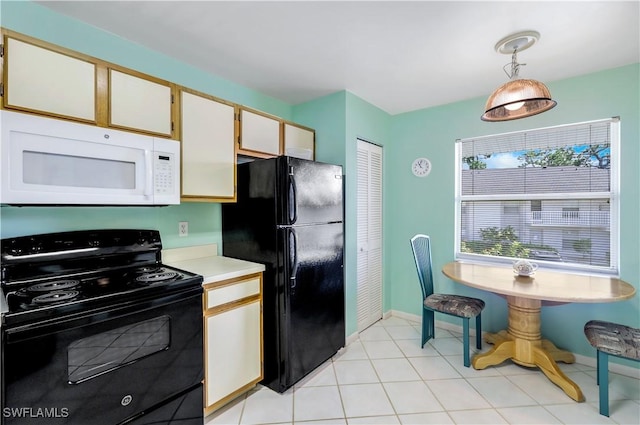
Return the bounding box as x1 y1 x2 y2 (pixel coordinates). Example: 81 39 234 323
2 30 316 165
283 122 315 160
4 36 96 122
238 108 281 157
180 90 236 201
109 69 173 137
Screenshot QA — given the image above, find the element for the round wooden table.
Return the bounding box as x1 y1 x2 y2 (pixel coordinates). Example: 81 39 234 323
442 261 636 402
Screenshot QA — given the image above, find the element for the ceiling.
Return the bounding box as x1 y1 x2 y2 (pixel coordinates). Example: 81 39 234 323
35 1 640 115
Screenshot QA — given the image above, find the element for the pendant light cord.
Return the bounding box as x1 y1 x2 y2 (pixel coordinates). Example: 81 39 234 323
503 49 525 80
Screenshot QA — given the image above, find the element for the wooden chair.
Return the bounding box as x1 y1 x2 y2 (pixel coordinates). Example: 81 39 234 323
410 234 485 367
584 320 640 416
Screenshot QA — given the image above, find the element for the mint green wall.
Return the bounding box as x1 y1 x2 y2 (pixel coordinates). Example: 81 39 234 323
344 93 391 335
293 92 391 336
386 64 640 365
0 1 292 249
292 91 347 167
1 204 221 248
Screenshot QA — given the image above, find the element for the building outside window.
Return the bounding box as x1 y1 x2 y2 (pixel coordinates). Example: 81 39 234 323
455 118 619 274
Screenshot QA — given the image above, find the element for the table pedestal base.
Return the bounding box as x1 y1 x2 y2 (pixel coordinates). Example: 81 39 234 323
471 296 585 402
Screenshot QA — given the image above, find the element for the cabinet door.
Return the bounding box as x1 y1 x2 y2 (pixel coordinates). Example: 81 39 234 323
283 123 315 160
205 299 262 411
4 36 96 122
239 108 281 156
180 90 236 201
109 69 172 137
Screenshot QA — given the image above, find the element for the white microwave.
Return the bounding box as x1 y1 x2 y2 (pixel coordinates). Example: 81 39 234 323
1 110 180 205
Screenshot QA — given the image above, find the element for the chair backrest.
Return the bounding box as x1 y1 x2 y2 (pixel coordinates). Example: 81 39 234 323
410 234 434 299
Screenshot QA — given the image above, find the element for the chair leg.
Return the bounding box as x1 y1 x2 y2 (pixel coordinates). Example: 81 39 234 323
595 350 599 385
475 314 482 350
462 317 470 367
422 308 435 348
597 350 609 417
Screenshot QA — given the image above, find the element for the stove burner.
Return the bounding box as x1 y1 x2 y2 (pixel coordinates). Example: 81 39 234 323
28 280 80 292
32 290 80 305
135 266 163 274
136 271 179 284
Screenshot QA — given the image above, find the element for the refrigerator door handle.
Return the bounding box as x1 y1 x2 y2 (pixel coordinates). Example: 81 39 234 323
289 228 299 288
288 166 298 224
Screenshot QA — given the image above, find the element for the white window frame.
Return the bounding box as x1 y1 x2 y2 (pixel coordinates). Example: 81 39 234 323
454 118 620 276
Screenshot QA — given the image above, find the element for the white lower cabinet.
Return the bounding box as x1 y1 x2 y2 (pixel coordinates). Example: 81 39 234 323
203 273 263 415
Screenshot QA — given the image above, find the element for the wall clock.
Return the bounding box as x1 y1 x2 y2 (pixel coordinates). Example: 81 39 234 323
411 157 431 177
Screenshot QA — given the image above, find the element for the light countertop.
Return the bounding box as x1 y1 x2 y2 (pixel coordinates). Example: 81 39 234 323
167 255 265 284
163 244 264 284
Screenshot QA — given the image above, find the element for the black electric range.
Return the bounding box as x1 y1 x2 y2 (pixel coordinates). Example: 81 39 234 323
1 229 204 425
1 229 201 325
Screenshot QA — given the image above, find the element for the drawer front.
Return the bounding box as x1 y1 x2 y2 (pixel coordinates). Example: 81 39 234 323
205 277 260 309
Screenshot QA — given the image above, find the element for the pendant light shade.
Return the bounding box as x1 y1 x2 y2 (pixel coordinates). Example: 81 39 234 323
482 78 556 121
481 31 556 122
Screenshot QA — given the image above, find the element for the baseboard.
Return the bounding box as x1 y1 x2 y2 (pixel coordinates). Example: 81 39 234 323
345 331 359 346
381 310 639 379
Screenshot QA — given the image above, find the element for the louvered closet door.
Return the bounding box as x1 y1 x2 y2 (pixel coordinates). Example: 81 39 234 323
356 139 383 332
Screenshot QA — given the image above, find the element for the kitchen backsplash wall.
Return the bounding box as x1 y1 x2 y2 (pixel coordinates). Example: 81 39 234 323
0 203 222 250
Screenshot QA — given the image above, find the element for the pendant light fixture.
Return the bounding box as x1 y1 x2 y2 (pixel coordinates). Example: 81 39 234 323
482 31 556 122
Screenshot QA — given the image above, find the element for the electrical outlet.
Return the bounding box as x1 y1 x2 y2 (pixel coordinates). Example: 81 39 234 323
178 221 188 237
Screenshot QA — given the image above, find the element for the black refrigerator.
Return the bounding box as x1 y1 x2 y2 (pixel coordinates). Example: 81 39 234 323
222 156 345 393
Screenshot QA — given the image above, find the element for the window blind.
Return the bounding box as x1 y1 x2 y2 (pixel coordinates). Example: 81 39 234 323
455 118 619 274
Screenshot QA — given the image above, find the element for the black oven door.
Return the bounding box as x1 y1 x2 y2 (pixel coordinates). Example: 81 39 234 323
1 287 203 425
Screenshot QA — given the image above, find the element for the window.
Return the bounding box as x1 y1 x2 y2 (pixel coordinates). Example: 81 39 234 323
455 118 619 274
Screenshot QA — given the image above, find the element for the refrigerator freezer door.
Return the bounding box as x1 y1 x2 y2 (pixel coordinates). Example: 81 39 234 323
277 222 345 391
280 157 343 226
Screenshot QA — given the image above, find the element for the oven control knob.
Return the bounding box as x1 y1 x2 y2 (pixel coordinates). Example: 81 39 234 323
7 241 22 256
9 247 22 256
121 395 132 406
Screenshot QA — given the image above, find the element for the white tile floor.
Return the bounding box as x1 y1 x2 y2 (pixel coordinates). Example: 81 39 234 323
204 316 640 425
